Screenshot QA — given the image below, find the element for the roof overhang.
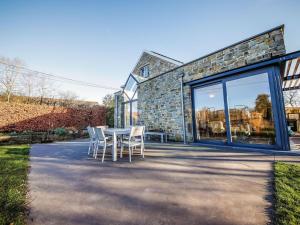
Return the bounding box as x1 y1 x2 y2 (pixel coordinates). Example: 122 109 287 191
185 50 300 90
282 54 300 91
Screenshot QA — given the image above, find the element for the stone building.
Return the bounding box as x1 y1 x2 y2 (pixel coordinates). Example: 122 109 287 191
114 25 300 151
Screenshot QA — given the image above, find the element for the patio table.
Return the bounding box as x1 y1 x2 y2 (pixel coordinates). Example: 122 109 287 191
104 128 130 161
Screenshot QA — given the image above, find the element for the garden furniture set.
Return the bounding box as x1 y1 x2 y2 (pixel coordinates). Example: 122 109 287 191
87 126 145 162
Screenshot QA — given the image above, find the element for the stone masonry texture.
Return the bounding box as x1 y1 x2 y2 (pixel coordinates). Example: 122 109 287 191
132 52 180 78
137 26 286 142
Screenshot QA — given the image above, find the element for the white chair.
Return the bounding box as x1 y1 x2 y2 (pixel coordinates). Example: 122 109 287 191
120 126 145 162
94 127 113 163
87 126 97 155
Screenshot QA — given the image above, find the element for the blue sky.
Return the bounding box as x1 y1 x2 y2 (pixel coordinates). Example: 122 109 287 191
0 0 299 103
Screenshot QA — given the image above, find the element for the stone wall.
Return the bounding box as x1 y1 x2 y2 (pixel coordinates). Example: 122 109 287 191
138 68 184 140
183 27 285 83
138 26 286 142
132 52 180 78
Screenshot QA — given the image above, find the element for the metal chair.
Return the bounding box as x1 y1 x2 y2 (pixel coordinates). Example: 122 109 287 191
94 127 113 163
87 126 97 155
120 126 145 162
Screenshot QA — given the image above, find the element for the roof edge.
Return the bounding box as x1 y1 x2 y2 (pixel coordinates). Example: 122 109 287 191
145 51 184 65
138 24 285 85
184 24 285 67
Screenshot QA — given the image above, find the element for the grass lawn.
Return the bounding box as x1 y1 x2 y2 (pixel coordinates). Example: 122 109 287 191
0 145 30 225
274 162 300 225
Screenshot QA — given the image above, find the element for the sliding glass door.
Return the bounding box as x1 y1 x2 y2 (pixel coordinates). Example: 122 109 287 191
194 83 227 142
124 102 131 128
123 100 138 127
193 70 277 147
226 73 275 145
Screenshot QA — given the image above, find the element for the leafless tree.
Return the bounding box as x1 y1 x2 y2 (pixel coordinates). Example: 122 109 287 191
36 77 56 105
58 90 78 107
20 71 38 103
0 57 24 103
283 90 300 107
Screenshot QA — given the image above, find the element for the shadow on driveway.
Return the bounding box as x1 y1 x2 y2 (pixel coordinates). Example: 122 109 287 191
28 140 300 225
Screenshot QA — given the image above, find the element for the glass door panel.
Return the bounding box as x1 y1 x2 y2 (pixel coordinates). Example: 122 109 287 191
131 101 139 125
226 73 276 145
124 103 131 128
194 83 227 142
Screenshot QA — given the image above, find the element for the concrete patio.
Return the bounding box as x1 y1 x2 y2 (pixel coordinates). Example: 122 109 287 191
28 140 300 225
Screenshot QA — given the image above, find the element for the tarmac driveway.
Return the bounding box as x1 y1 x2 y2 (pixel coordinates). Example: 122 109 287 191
28 140 300 225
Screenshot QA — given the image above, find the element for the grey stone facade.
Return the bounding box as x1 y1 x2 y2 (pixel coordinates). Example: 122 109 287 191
132 51 183 78
115 26 286 142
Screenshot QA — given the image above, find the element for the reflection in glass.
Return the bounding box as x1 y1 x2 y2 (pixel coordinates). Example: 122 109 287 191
124 76 137 100
194 83 227 142
131 101 139 125
132 90 138 100
124 103 130 128
226 73 275 145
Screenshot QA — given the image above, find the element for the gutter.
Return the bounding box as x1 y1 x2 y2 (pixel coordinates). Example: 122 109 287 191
180 73 187 144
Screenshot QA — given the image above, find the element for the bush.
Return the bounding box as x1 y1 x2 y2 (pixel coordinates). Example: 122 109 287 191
54 128 67 136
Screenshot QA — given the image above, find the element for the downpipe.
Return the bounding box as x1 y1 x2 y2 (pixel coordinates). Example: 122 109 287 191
180 73 187 144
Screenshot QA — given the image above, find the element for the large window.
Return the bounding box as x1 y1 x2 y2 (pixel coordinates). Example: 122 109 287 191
194 83 227 142
124 76 137 99
193 71 276 147
123 74 139 127
124 102 131 128
226 73 275 145
131 101 139 125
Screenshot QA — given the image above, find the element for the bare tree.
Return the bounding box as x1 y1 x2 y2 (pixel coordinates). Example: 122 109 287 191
36 77 56 105
20 71 38 103
283 90 300 107
58 90 78 107
0 57 24 103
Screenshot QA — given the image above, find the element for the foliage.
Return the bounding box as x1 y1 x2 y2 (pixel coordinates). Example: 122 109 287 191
102 94 114 127
54 127 67 136
102 94 114 108
0 102 106 132
0 145 30 225
255 94 272 119
274 162 300 225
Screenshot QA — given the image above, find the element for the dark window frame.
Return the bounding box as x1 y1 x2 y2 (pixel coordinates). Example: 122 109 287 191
140 64 150 78
191 66 289 150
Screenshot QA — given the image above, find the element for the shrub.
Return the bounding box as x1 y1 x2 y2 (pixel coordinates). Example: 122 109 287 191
54 128 67 136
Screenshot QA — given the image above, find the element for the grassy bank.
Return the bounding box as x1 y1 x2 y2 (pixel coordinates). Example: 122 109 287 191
274 162 300 225
0 145 30 225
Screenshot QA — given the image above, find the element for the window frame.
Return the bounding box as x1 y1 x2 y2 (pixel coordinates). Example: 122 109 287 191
122 74 139 127
122 99 138 127
140 64 150 78
191 66 286 149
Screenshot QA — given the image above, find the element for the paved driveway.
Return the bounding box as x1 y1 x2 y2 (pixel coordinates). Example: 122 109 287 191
28 140 300 225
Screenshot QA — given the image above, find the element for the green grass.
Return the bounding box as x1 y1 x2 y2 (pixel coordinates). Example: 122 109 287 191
0 145 30 225
274 162 300 225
